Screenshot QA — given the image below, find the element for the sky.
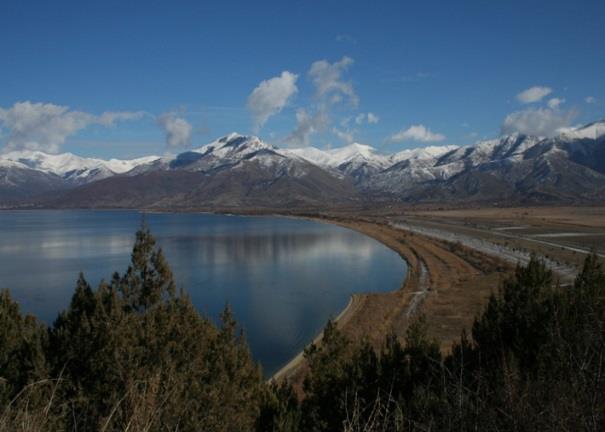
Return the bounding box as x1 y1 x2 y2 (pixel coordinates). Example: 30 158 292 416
0 0 604 159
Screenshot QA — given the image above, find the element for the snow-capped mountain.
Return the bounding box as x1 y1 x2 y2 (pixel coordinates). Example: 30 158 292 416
285 143 392 184
286 142 462 185
131 133 324 180
390 145 459 164
2 119 605 207
173 133 292 172
0 150 159 185
53 134 358 208
367 134 564 194
558 120 605 141
371 121 605 203
0 160 67 202
286 143 389 169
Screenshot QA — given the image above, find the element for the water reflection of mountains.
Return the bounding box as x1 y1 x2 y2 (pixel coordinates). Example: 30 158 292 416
159 231 376 266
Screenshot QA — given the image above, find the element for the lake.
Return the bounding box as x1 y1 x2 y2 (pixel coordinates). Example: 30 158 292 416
0 210 407 375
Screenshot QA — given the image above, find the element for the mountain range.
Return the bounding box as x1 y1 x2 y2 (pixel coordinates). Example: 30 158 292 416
1 120 604 209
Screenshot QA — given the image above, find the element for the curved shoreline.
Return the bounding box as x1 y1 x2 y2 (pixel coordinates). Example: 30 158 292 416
270 217 419 383
271 294 357 382
268 215 515 387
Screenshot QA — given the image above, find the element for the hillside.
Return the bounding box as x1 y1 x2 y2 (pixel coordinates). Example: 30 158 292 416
1 120 605 208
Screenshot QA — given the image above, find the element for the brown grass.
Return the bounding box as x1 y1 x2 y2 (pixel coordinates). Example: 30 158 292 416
410 206 605 228
274 216 513 394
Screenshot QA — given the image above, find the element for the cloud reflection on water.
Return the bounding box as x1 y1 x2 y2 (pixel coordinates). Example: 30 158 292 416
0 211 406 376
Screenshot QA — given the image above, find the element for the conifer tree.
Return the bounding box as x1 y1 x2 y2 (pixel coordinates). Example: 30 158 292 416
0 290 48 405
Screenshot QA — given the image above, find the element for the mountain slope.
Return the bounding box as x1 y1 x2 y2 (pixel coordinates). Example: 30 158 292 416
0 150 160 185
286 143 392 185
0 160 67 202
54 134 359 209
391 124 605 204
2 120 605 208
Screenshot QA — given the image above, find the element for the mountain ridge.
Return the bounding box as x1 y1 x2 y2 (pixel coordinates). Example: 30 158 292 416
1 119 605 208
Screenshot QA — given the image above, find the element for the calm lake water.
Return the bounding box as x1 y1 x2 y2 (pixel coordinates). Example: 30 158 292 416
0 210 406 375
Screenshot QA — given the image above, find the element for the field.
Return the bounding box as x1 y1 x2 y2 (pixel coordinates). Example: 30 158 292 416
393 206 605 267
274 206 605 389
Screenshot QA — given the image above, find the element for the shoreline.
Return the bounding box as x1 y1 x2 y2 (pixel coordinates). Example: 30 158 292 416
271 294 357 382
269 217 422 383
269 215 516 389
270 216 416 382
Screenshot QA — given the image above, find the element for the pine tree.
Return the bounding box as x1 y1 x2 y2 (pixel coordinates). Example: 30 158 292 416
119 224 176 312
0 289 48 411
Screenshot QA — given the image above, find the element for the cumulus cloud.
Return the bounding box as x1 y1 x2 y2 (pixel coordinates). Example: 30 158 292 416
585 96 597 104
516 86 552 104
156 113 192 148
285 57 360 147
547 98 565 109
247 71 298 131
501 107 576 137
388 124 446 143
354 112 379 125
285 109 329 147
309 56 358 106
0 101 144 153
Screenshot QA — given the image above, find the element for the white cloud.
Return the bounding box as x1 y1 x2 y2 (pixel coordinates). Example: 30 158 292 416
332 127 355 144
501 107 576 137
516 86 552 104
309 56 358 106
547 98 565 109
285 109 329 147
340 116 353 127
367 112 379 124
388 124 446 143
156 113 192 148
0 101 143 153
285 57 360 147
247 71 298 131
354 112 380 125
585 96 597 104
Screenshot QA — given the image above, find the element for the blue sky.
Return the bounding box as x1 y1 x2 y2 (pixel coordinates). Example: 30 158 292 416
0 0 604 159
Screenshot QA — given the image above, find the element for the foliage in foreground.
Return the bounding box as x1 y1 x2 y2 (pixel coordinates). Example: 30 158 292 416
285 253 605 432
0 226 262 431
0 224 604 431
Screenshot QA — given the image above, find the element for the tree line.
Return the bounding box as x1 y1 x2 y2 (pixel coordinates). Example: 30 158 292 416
1 226 603 431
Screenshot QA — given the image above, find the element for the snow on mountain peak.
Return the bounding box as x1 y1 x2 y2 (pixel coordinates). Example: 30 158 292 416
193 133 276 158
391 145 458 163
0 150 160 183
2 118 603 195
285 142 388 170
330 143 381 162
558 120 605 141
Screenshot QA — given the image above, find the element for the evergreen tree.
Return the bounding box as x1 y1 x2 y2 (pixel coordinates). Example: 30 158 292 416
0 289 48 405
